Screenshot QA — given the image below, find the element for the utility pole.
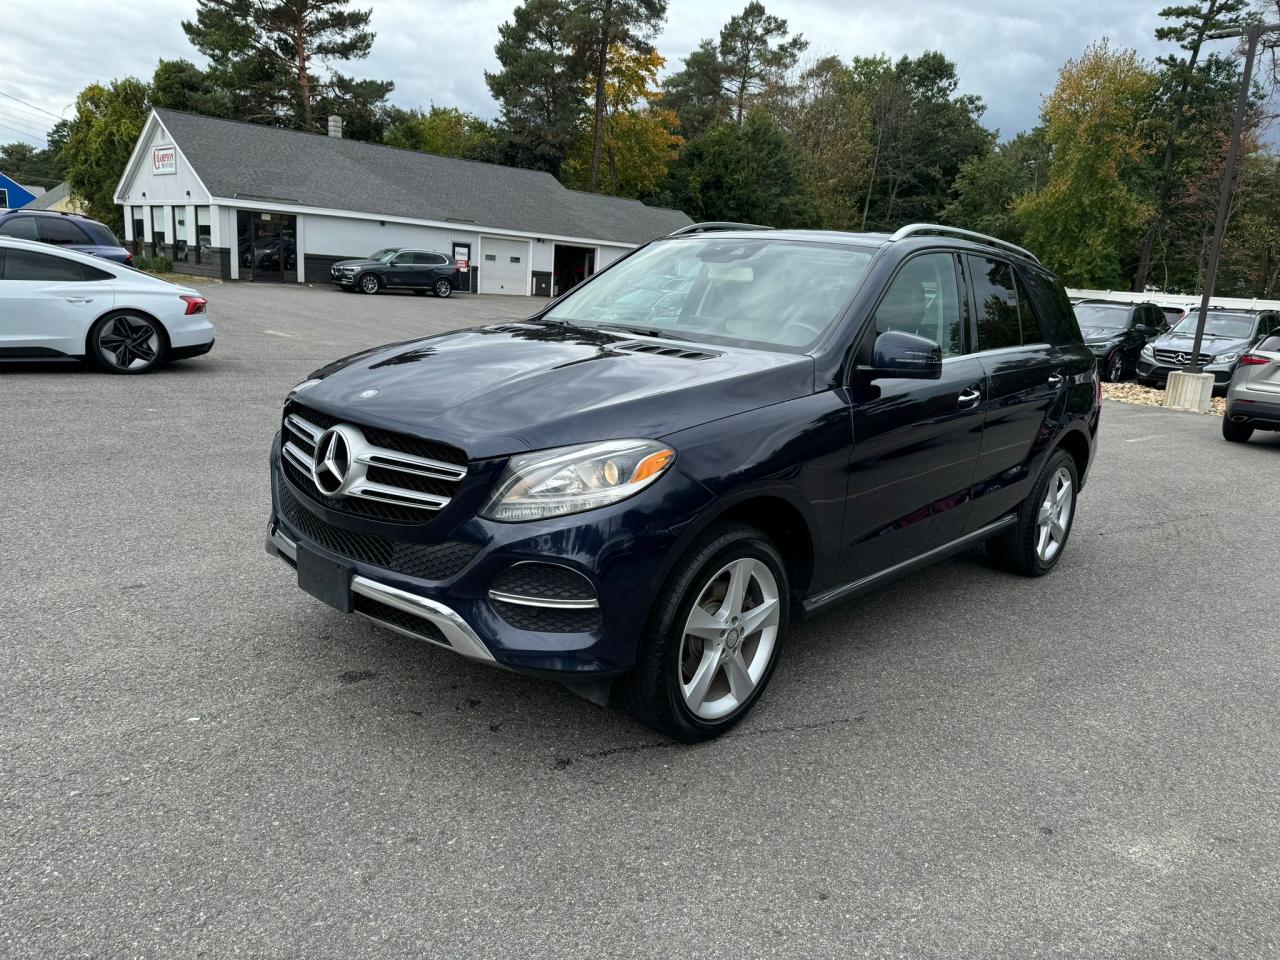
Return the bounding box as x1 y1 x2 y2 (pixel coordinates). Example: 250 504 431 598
1166 21 1280 412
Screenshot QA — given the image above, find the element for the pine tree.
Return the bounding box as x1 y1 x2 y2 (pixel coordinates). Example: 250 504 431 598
717 2 807 123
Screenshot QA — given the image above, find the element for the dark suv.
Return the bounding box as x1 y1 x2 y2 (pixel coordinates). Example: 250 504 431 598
330 248 461 297
0 209 132 265
1073 300 1167 382
267 223 1099 741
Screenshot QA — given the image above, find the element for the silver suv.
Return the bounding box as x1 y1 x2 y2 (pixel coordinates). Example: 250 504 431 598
1223 332 1280 443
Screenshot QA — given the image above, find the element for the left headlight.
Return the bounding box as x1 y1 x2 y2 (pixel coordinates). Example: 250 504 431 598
480 439 676 522
1212 351 1241 365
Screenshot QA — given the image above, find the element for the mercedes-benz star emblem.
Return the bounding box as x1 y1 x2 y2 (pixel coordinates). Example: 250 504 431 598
1175 352 1188 365
357 389 379 400
312 427 352 495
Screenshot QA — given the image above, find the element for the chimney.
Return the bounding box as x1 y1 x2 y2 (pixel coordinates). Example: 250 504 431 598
327 115 343 139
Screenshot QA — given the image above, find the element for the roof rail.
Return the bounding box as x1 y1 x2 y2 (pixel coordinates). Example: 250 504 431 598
889 223 1039 263
667 221 773 237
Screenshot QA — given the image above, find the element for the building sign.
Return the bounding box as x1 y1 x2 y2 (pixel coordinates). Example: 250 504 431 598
152 144 177 176
453 244 470 271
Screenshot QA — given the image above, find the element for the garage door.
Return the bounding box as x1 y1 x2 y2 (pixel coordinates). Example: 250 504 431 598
478 237 529 295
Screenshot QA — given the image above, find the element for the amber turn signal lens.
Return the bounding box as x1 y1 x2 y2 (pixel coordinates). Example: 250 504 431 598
629 448 675 483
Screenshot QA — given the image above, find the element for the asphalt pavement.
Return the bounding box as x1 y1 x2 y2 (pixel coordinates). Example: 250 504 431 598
3 280 1279 959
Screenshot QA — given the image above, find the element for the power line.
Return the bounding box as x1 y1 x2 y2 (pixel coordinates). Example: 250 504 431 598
0 96 60 127
0 108 51 140
0 120 47 145
0 90 63 121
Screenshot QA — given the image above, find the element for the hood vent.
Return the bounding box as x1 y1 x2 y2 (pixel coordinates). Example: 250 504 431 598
613 340 719 361
485 323 540 334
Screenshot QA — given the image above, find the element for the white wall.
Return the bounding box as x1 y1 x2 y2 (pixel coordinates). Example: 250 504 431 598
303 214 477 258
117 121 208 206
597 245 629 270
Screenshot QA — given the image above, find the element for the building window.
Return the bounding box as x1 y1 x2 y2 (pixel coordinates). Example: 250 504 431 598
131 207 145 257
0 189 8 207
172 207 189 263
150 207 167 259
195 207 211 264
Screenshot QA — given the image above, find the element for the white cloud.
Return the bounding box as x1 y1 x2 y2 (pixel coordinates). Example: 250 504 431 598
0 0 1184 148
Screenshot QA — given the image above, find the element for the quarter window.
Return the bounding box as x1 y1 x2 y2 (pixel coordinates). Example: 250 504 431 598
873 253 965 357
3 248 89 281
36 216 91 245
968 256 1022 352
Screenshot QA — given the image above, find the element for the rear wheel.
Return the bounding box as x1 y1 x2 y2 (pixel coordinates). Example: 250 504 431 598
89 312 166 374
433 278 453 298
987 449 1078 577
1222 416 1254 443
621 523 788 742
358 273 380 295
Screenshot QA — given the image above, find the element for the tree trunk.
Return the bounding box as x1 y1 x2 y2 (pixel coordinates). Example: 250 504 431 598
1132 8 1218 291
587 2 611 193
295 19 312 130
861 127 883 232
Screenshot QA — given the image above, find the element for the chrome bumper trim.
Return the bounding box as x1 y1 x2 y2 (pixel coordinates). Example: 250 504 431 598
487 589 600 610
266 521 495 663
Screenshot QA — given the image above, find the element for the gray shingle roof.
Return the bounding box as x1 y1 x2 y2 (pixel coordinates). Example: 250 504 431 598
153 108 691 246
27 181 69 209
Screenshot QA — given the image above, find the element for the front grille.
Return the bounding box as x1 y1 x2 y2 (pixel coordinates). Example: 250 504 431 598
490 563 596 602
278 481 478 580
282 401 467 523
491 600 603 634
354 594 449 646
1154 348 1212 366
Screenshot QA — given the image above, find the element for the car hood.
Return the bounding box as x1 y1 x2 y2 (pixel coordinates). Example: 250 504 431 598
1153 332 1251 355
1080 327 1125 343
332 258 383 269
295 322 815 459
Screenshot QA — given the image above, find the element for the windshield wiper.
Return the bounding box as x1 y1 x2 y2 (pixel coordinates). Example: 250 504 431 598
593 322 693 342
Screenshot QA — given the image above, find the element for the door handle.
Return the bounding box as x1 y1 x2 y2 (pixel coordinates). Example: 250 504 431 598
65 296 94 303
1047 372 1064 386
957 386 982 406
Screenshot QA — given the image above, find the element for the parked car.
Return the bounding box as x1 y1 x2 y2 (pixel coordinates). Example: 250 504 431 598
330 247 461 297
267 223 1098 741
1222 331 1280 442
0 237 214 374
1137 308 1280 391
1072 300 1167 381
1160 304 1190 327
0 209 132 265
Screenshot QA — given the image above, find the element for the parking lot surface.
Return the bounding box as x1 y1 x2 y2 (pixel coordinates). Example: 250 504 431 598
3 282 1280 959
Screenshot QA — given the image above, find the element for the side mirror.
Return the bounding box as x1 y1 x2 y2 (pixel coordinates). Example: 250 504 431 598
862 330 943 380
1135 324 1153 336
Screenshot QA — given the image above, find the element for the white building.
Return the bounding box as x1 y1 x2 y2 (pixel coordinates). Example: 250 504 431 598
113 108 691 294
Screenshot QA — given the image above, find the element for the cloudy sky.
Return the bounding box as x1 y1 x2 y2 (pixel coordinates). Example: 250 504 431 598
0 0 1185 149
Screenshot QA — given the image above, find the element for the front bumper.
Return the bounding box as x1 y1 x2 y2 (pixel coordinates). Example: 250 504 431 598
1136 358 1234 387
330 272 357 287
265 434 716 677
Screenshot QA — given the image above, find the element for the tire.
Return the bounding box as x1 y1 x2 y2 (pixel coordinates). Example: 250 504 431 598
433 278 452 298
357 273 381 295
1222 416 1254 443
987 448 1079 577
89 312 166 374
620 523 789 742
1104 350 1125 382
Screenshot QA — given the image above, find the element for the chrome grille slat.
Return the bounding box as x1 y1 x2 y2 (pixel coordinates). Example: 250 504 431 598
1154 349 1212 366
278 417 464 516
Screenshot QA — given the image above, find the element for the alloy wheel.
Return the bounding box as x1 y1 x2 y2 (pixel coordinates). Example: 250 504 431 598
1107 352 1124 381
1035 465 1074 563
360 274 379 294
98 315 160 371
435 279 451 298
678 557 780 721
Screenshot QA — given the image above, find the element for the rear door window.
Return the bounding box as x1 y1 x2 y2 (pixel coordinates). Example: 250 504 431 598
36 217 93 245
3 248 89 281
968 256 1022 352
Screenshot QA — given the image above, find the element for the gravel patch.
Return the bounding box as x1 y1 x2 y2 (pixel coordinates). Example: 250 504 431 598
1103 381 1226 415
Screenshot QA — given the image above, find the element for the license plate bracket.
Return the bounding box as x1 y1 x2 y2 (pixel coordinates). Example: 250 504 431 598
297 544 353 612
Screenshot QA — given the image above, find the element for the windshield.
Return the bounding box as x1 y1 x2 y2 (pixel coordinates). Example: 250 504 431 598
370 248 398 262
1074 304 1131 331
544 237 876 351
1171 312 1256 339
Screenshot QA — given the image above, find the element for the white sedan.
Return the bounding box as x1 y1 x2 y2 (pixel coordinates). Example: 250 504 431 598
0 236 215 374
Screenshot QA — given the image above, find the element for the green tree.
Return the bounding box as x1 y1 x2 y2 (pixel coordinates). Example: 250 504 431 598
1017 41 1159 287
486 0 586 177
564 0 667 192
182 0 391 135
662 40 727 139
717 2 807 122
60 78 151 231
0 135 67 188
942 129 1049 243
1132 0 1249 290
660 111 815 226
384 105 502 161
150 58 235 117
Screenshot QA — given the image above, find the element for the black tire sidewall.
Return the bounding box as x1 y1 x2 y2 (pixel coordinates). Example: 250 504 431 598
1105 351 1123 381
1222 416 1253 442
90 313 164 375
632 525 789 741
1021 450 1079 575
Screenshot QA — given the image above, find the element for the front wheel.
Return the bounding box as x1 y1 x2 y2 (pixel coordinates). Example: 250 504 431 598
433 278 452 298
987 449 1079 576
1104 350 1125 382
90 312 166 374
1222 416 1253 443
621 523 788 742
358 273 380 295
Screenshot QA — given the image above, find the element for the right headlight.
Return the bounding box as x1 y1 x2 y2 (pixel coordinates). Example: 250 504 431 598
480 439 676 522
1141 343 1155 360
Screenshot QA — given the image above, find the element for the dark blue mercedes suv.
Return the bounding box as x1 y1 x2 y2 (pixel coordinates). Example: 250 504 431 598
266 223 1099 741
